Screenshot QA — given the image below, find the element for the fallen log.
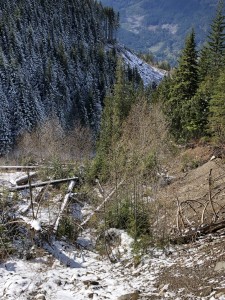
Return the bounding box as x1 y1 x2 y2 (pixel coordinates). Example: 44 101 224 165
9 177 79 191
0 166 39 171
0 164 76 171
171 219 225 244
53 180 76 233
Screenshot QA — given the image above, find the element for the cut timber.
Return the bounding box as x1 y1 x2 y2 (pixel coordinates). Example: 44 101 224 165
0 166 39 171
0 164 76 171
15 172 37 186
10 177 79 191
53 180 76 233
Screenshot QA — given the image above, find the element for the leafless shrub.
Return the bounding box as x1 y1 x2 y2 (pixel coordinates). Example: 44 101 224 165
119 98 171 183
11 118 94 164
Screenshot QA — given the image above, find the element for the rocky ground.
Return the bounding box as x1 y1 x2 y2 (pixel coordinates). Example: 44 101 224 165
1 229 225 300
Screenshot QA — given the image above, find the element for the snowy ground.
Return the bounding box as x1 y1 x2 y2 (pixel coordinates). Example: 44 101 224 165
1 235 225 300
1 171 225 300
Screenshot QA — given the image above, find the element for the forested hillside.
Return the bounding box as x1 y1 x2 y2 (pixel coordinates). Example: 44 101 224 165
0 0 119 154
153 0 225 144
101 0 218 64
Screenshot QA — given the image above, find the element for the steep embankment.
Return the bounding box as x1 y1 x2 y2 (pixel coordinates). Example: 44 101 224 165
115 44 166 86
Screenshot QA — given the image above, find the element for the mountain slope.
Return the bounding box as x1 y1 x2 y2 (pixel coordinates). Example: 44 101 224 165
113 44 166 86
0 0 118 154
101 0 218 64
0 0 163 155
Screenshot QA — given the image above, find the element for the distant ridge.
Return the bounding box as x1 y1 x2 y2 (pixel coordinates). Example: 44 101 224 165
101 0 218 64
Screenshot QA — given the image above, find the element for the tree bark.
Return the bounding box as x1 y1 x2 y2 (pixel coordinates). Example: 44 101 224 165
53 180 76 233
10 177 79 191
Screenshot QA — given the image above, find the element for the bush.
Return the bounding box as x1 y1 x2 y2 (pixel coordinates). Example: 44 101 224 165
56 214 79 243
106 198 151 239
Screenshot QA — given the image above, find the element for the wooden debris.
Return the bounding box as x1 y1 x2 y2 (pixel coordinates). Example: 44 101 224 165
10 177 79 191
171 219 225 244
81 179 124 228
53 180 76 233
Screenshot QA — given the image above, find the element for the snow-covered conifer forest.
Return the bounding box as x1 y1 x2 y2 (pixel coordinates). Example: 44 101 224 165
0 0 120 154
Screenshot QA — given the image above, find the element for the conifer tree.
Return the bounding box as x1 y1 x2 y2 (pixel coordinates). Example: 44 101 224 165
208 69 225 142
198 44 211 82
90 60 138 181
207 0 225 74
166 29 198 140
193 1 225 140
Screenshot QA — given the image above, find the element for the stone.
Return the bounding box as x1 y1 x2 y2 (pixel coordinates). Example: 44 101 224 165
215 261 225 271
215 288 225 298
215 292 225 299
83 280 100 286
117 291 140 300
54 279 62 286
35 294 46 300
158 284 169 296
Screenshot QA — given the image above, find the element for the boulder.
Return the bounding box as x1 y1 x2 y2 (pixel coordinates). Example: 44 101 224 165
215 261 225 271
117 291 140 300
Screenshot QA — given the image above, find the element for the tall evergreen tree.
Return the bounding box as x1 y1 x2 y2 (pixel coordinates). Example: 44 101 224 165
90 60 140 181
198 44 211 82
208 69 225 142
194 1 225 140
166 29 198 140
206 0 225 74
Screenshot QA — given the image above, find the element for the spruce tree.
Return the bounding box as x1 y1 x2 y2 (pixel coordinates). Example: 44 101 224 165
194 1 225 140
206 0 225 75
90 60 138 181
208 69 225 142
166 29 198 140
198 44 211 82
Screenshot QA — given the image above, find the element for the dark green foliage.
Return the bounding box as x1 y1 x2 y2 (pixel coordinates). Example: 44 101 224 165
165 30 199 140
207 0 225 74
57 215 78 242
153 1 225 144
185 79 211 138
198 45 211 81
208 69 225 142
106 198 151 239
0 0 119 155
